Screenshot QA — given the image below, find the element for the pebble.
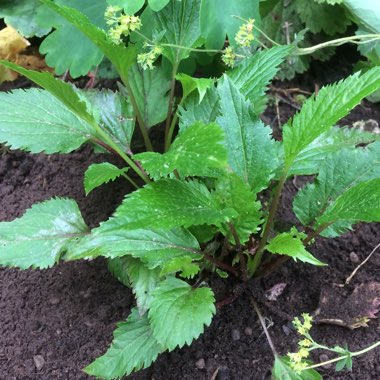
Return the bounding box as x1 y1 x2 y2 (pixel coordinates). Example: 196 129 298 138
231 329 241 341
244 327 253 336
48 297 60 305
319 354 332 369
33 355 45 371
349 251 360 264
195 358 206 370
216 366 231 380
282 325 291 336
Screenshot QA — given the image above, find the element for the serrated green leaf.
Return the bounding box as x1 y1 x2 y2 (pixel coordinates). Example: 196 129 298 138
151 0 202 65
160 255 200 278
127 64 171 128
124 257 161 316
200 0 261 49
84 163 128 195
84 308 164 379
217 76 279 192
316 178 380 227
179 85 220 130
134 122 228 179
149 277 215 350
0 198 88 269
266 228 326 266
283 67 380 168
188 225 217 243
272 356 322 380
108 257 130 287
115 179 237 230
288 126 380 176
176 73 214 102
81 89 135 151
0 0 57 38
149 0 170 12
228 46 291 114
295 0 351 35
66 216 201 268
294 144 380 236
0 88 92 153
213 174 262 244
0 61 96 126
39 0 107 77
41 0 137 81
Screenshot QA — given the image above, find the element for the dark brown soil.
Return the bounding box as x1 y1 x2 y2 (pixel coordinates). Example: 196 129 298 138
1 57 379 379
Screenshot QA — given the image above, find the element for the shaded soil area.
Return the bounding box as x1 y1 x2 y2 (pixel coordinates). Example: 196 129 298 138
1 56 380 379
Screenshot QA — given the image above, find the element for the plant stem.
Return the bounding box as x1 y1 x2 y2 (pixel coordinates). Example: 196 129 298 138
228 223 247 281
303 223 330 245
121 173 139 190
251 298 277 355
297 34 380 56
250 173 287 277
123 80 154 152
164 62 179 152
304 341 380 371
90 122 150 184
203 252 239 277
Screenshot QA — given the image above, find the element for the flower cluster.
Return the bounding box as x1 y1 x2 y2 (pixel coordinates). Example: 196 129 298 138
104 6 142 45
222 46 236 68
235 18 255 47
137 44 163 70
288 314 314 373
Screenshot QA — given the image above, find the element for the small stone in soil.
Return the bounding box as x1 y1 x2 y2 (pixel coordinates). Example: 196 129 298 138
48 297 60 305
33 355 45 371
282 325 291 336
244 327 253 336
231 329 241 341
216 366 231 380
349 251 360 264
319 354 332 369
195 358 205 370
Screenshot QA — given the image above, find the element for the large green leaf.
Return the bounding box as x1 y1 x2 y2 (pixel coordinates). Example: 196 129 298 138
0 88 92 153
124 257 161 316
152 0 202 65
84 308 164 379
0 198 88 269
295 0 351 35
179 85 220 130
149 0 170 12
81 89 135 151
176 73 214 102
127 64 171 128
266 228 325 266
287 126 380 176
217 77 279 193
283 67 380 168
107 0 144 14
41 0 137 82
228 46 291 114
134 122 228 180
39 0 107 77
294 143 380 236
316 178 380 227
0 0 58 37
66 216 201 268
200 0 261 49
114 179 237 230
149 277 215 350
84 163 129 195
0 61 96 126
213 174 262 244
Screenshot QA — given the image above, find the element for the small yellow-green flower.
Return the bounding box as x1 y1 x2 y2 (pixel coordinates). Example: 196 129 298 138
299 339 312 348
137 45 163 70
235 18 255 47
222 46 236 68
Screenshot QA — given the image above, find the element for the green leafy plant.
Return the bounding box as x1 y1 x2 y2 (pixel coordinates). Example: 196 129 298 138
1 1 380 379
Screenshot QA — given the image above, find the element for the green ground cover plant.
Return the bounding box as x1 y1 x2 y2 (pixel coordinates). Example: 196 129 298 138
0 1 380 378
